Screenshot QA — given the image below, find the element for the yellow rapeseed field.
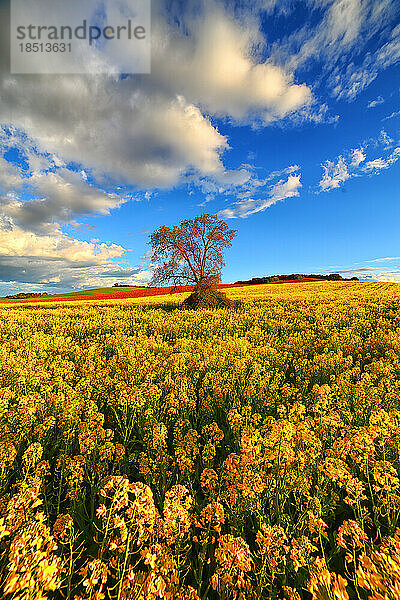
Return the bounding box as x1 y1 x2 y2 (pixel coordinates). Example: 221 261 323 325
1 281 400 600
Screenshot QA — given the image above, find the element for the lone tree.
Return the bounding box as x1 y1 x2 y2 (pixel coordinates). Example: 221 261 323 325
150 214 237 308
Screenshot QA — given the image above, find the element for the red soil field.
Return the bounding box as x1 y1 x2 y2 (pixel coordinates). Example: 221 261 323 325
5 278 321 305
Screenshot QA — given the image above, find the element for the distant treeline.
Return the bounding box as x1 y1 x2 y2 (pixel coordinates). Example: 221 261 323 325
234 273 359 285
5 292 50 299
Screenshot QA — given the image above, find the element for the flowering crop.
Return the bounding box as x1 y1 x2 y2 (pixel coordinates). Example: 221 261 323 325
5 279 318 305
0 280 400 599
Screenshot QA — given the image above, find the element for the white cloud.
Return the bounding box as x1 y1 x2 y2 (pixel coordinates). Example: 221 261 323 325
0 131 151 291
194 160 303 219
0 83 230 189
153 6 312 123
0 225 124 263
319 134 400 191
367 95 384 108
269 174 302 203
0 223 152 291
376 22 400 68
362 147 400 171
368 256 400 262
319 156 350 191
382 110 400 121
373 272 400 283
0 3 315 194
270 0 399 102
351 147 366 167
327 18 400 101
330 61 378 101
8 169 127 232
279 0 365 72
321 253 400 281
379 129 394 146
0 133 130 234
218 173 301 218
0 257 152 291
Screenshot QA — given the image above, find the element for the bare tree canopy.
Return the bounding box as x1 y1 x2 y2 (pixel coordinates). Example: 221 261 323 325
150 214 237 288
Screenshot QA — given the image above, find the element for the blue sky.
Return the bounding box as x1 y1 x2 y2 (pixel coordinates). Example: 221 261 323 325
0 0 399 293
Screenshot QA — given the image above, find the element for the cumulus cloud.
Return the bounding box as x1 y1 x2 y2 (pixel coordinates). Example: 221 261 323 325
0 131 151 291
1 170 127 233
0 255 152 291
0 130 130 233
153 6 312 123
0 224 124 263
0 2 315 194
0 221 152 291
0 1 315 292
0 81 231 189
